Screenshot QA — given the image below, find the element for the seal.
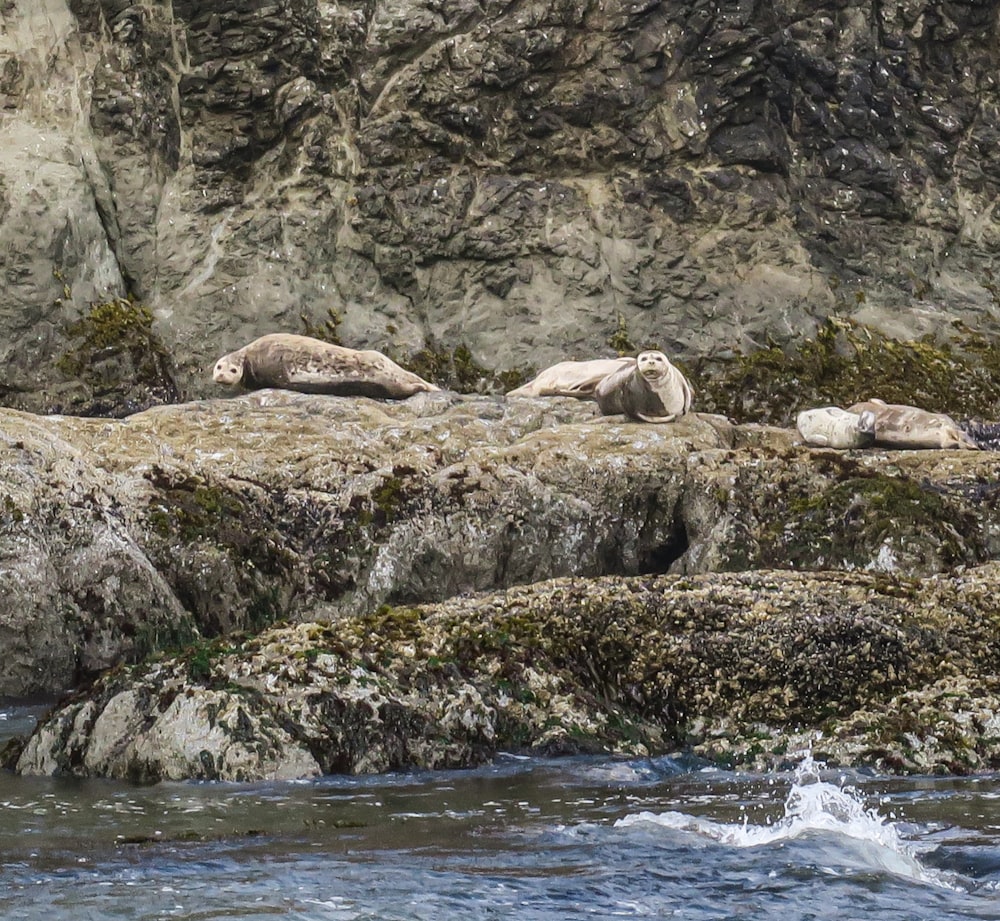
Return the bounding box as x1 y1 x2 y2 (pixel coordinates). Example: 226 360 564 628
212 333 441 398
847 399 980 450
796 406 877 449
507 357 635 399
594 350 694 423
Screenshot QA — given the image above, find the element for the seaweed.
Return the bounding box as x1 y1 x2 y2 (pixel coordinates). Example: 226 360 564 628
56 298 180 417
693 316 1000 425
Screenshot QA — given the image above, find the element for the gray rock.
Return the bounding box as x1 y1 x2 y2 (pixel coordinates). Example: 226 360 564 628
17 565 1000 781
0 388 999 699
2 1 1000 410
0 410 195 695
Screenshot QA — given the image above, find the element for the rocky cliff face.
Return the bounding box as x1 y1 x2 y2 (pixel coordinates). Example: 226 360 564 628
2 0 1000 412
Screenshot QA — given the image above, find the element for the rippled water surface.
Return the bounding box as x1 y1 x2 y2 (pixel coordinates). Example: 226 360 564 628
4 704 1000 920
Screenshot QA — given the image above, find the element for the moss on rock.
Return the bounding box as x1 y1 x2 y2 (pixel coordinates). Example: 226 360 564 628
403 343 531 393
694 317 1000 425
55 298 180 417
144 467 289 569
298 306 344 345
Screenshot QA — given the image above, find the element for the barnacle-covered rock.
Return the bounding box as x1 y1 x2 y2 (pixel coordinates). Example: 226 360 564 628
15 565 1000 781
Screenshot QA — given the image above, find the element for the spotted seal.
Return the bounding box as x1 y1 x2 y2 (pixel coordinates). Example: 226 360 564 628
212 333 440 398
796 406 877 449
507 357 635 399
847 399 979 450
594 350 694 423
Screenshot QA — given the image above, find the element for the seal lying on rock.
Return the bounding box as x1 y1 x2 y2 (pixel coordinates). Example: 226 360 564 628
796 406 877 449
213 334 440 398
595 350 694 422
847 399 979 450
507 357 634 399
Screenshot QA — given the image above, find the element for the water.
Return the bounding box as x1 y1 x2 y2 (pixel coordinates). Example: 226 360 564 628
3 704 1000 920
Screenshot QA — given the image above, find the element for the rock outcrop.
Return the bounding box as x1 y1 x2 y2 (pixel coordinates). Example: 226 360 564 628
8 0 1000 782
6 391 731 694
3 386 1000 779
15 565 1000 782
3 1 1000 411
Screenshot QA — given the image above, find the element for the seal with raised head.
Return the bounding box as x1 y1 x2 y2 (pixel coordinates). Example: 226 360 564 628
507 357 635 399
594 350 694 423
847 399 979 450
213 333 440 398
796 406 877 449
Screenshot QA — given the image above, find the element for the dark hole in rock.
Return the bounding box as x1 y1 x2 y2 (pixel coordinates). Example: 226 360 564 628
639 519 689 574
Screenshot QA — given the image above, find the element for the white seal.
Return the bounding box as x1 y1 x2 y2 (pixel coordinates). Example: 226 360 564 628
507 357 635 399
796 406 877 448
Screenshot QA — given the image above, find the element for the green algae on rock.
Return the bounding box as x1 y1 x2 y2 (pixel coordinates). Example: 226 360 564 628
694 317 1000 426
55 298 180 417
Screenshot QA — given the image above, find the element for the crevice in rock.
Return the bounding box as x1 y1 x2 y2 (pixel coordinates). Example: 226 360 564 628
82 152 134 294
638 515 689 575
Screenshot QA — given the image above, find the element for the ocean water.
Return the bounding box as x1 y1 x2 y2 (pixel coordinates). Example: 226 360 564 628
2 703 1000 920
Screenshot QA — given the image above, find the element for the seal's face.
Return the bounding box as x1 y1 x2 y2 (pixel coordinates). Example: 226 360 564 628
213 352 244 385
636 350 671 381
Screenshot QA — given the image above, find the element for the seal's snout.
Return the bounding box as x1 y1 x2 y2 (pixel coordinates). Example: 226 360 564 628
636 351 668 380
213 357 242 385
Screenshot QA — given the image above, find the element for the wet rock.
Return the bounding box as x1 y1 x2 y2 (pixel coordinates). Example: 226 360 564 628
16 565 1000 781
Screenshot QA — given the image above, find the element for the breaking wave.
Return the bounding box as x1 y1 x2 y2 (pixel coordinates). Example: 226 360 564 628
615 756 962 890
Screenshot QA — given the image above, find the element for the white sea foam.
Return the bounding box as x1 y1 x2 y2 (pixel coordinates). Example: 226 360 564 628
615 756 962 890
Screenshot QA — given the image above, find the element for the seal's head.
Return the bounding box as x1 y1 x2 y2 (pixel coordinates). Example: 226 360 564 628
213 350 245 385
636 350 671 381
